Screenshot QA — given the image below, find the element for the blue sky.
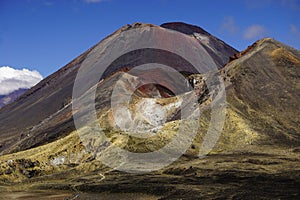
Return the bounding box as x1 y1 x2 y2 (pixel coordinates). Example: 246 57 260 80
1 0 300 77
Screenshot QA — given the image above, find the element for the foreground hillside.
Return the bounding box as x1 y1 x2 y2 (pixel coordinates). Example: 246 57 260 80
0 23 299 199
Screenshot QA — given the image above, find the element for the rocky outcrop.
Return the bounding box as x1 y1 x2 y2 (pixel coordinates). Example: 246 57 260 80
229 39 260 62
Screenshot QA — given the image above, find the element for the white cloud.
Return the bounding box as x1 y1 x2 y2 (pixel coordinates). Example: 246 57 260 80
221 16 239 35
0 66 43 95
243 25 267 40
290 24 300 39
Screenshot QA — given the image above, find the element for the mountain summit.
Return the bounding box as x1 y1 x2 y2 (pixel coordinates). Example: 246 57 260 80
0 22 299 199
0 22 238 154
161 22 237 67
